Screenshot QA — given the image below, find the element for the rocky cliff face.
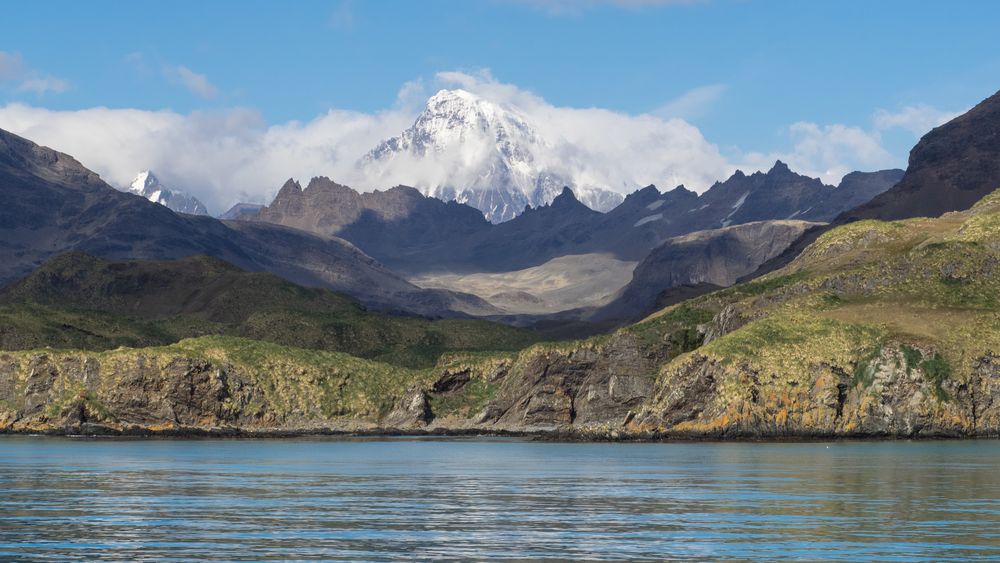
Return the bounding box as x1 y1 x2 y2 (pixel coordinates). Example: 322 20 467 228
2 330 995 439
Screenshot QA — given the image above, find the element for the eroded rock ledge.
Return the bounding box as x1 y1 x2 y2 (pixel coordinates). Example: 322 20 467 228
2 341 997 440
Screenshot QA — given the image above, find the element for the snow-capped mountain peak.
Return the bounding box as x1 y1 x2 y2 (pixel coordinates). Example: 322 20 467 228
127 170 209 216
361 89 623 223
129 170 160 194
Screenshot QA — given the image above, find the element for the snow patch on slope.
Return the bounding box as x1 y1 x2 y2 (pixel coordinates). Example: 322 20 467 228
720 191 750 227
634 213 663 227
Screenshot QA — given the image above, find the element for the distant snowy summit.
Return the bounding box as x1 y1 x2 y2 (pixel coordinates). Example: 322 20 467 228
128 170 209 216
361 89 623 223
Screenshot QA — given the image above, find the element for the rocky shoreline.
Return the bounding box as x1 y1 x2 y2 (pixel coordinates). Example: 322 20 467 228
4 423 998 442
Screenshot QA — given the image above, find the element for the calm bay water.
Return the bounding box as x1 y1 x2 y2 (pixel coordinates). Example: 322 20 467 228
0 437 998 561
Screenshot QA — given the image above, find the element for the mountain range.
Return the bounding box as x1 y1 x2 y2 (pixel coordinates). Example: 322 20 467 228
249 162 901 272
244 159 901 321
0 128 494 317
2 87 998 328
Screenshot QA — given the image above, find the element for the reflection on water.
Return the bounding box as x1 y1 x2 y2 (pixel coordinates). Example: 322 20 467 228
1 437 998 561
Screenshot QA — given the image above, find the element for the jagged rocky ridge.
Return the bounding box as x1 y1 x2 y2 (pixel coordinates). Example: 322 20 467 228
249 163 901 275
4 188 998 438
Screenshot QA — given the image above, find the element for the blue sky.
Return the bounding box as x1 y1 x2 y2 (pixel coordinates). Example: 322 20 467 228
1 0 997 210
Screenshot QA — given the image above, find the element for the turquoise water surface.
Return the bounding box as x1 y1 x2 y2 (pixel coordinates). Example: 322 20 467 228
0 437 998 561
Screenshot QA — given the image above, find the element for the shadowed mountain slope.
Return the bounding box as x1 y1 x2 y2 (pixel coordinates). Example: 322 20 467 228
0 128 494 317
594 220 820 322
0 252 536 368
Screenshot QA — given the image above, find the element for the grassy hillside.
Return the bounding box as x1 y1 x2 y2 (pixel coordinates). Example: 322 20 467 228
628 188 1000 434
0 253 538 369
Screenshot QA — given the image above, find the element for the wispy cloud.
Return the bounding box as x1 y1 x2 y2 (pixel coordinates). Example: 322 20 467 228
0 51 69 95
16 76 69 95
329 0 356 29
166 65 218 99
654 83 727 121
873 104 965 136
0 52 22 80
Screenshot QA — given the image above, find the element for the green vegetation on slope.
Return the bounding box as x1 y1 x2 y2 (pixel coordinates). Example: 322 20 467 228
0 253 538 369
631 188 1000 432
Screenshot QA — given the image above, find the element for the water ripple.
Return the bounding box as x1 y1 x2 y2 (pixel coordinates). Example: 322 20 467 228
1 438 999 561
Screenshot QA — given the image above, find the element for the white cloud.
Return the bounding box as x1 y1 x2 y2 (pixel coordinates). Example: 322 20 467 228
0 69 965 215
654 83 727 121
873 104 964 136
419 70 732 192
166 65 218 99
0 50 69 96
741 122 896 185
0 71 732 214
0 100 414 214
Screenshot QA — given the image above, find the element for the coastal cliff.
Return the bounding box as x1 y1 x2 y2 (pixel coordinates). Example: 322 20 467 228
3 189 999 439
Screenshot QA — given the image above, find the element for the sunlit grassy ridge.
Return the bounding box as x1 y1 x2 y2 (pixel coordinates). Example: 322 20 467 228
1 335 439 426
634 188 1000 430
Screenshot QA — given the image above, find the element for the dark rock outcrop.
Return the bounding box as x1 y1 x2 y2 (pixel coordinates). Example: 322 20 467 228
383 387 431 429
479 332 671 429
